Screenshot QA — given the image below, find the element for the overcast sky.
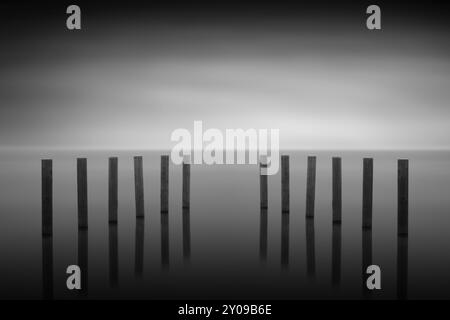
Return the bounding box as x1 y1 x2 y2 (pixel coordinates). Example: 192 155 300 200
1 2 449 150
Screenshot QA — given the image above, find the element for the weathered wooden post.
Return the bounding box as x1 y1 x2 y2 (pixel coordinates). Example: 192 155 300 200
362 158 373 229
281 211 289 267
77 158 88 229
108 157 118 223
161 155 169 213
134 156 144 218
397 159 409 299
331 223 342 286
280 155 289 266
260 160 268 209
331 156 342 285
181 162 191 263
306 217 315 277
281 155 289 213
182 162 190 209
41 159 53 299
134 218 144 276
398 159 408 235
279 155 290 266
182 208 191 261
108 223 118 287
77 159 88 294
305 156 316 218
42 159 53 236
259 208 268 261
161 155 170 267
332 157 342 223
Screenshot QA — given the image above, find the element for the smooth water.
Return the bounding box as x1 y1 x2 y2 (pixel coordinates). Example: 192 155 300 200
1 150 450 299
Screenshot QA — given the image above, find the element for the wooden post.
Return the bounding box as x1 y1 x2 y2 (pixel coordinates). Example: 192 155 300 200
281 212 289 267
281 155 289 213
305 156 316 218
260 162 268 209
161 155 169 213
42 159 53 236
182 208 191 261
332 157 342 223
259 209 268 261
134 156 145 218
281 155 290 265
108 223 118 287
398 159 408 235
362 158 373 229
78 229 88 294
77 158 88 229
135 218 144 276
108 157 118 223
397 160 409 298
306 217 315 277
182 162 190 209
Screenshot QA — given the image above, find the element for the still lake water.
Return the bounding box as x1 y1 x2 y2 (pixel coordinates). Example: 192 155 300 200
0 149 450 300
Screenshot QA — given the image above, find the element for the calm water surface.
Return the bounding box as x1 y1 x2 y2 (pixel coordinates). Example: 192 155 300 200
0 150 449 299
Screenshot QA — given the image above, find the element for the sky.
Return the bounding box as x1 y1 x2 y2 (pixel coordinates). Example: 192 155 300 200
1 1 450 150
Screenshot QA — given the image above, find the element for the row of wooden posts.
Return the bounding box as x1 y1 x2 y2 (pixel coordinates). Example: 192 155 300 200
262 156 408 234
41 155 182 298
41 155 191 235
42 155 408 234
41 155 409 299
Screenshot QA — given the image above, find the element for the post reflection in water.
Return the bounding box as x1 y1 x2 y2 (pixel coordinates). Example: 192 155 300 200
161 213 170 268
259 209 268 262
78 229 88 296
281 212 289 267
305 217 315 278
331 223 342 286
34 153 420 300
135 217 144 277
182 208 191 262
397 235 408 300
109 223 118 287
361 228 372 298
42 235 53 300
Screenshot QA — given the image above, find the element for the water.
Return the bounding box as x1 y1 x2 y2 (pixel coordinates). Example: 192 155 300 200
1 149 450 300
